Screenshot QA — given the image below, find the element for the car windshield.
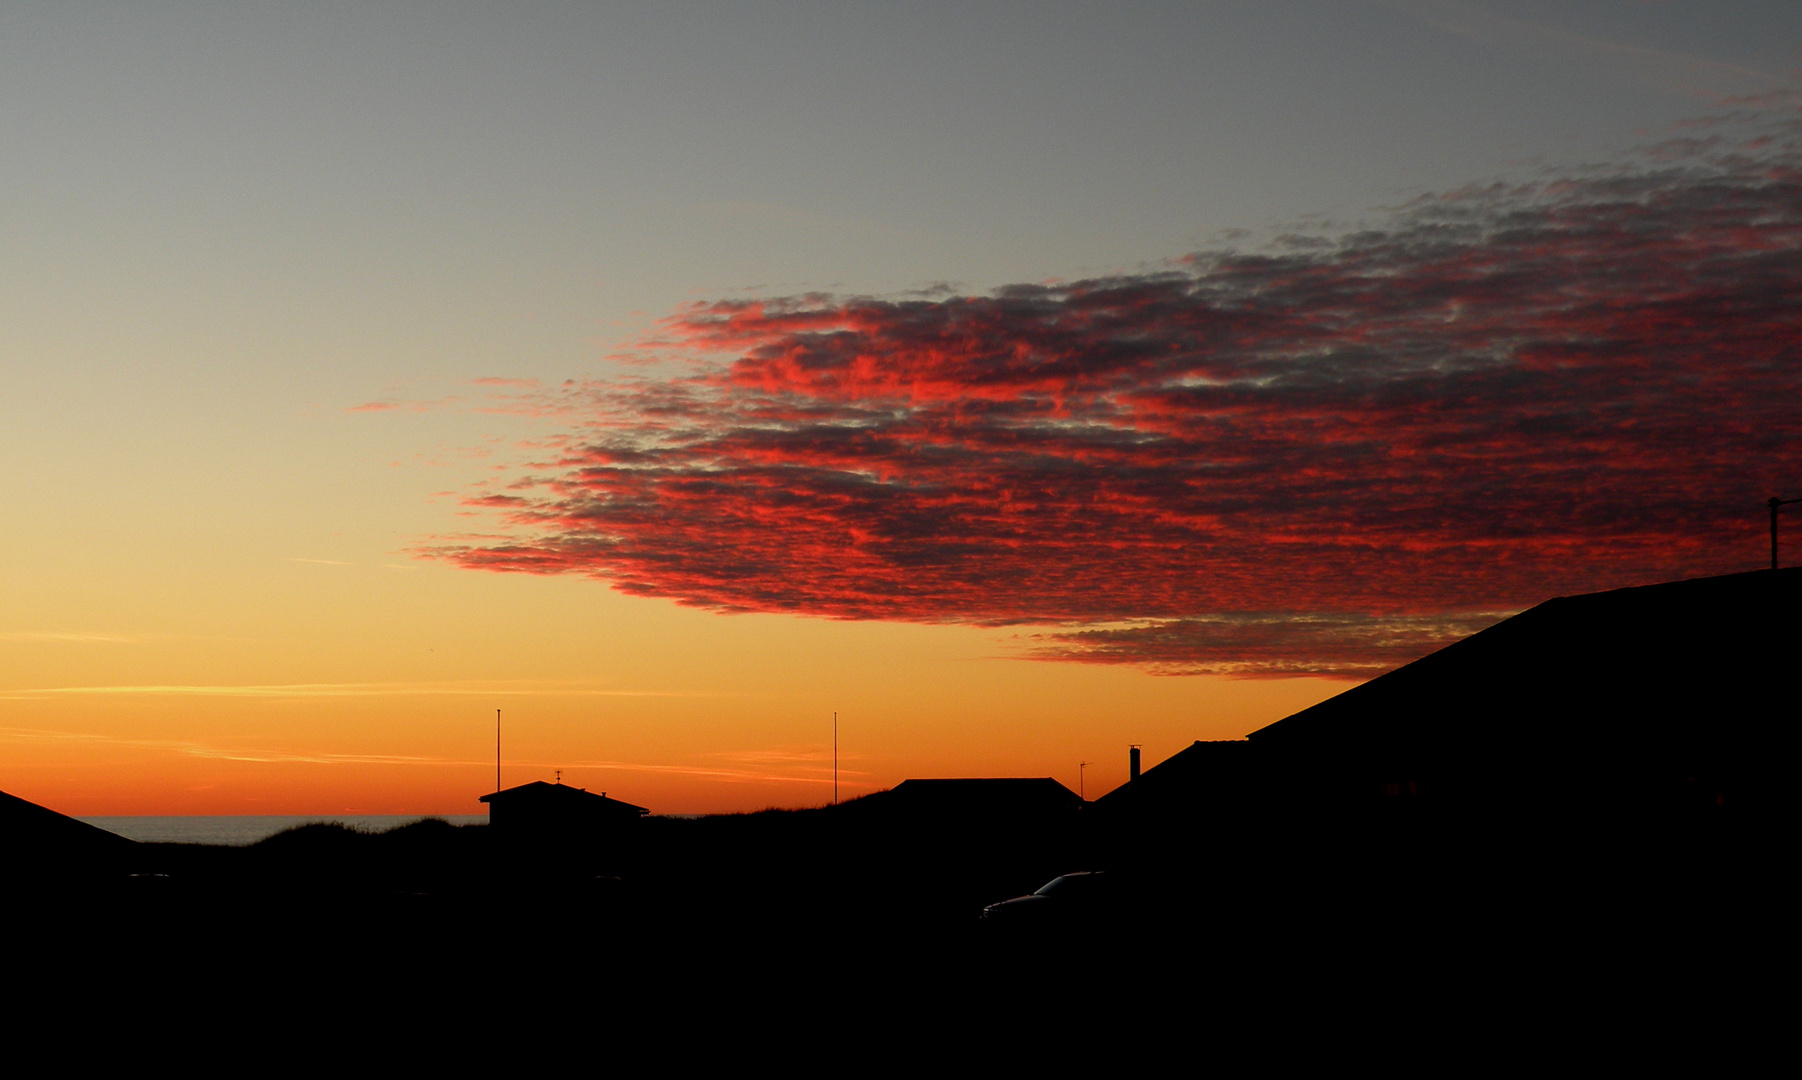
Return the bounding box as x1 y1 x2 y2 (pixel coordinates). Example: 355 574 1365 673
1033 873 1101 897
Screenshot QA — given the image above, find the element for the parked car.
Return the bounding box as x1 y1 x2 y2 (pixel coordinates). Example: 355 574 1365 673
980 871 1113 925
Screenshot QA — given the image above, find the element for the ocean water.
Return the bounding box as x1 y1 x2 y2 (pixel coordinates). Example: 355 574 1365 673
77 814 489 846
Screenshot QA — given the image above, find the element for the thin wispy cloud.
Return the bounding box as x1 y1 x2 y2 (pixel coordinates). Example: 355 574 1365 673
187 748 483 767
0 724 854 787
1024 611 1517 677
0 725 486 767
424 116 1802 676
10 682 710 699
348 398 462 413
550 757 866 788
711 747 865 767
0 631 136 644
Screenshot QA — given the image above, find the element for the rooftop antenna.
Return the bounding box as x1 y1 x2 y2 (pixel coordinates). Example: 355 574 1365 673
833 711 839 806
495 709 501 794
1770 496 1801 570
1078 761 1092 801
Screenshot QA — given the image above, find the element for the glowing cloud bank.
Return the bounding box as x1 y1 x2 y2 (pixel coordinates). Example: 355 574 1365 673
432 122 1802 675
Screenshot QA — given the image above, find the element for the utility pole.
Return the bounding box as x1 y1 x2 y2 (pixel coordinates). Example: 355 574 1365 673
1770 496 1802 570
495 709 501 793
833 712 839 806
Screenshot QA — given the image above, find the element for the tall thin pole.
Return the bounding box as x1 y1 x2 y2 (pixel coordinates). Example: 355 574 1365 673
1773 497 1781 571
833 711 839 806
495 709 501 793
1771 497 1802 570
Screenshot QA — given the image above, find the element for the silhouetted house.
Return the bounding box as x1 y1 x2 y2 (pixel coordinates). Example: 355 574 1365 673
1094 740 1262 818
845 778 1085 861
2 788 138 873
1100 569 1795 837
1088 740 1311 867
1247 568 1793 823
480 780 649 838
876 778 1082 820
845 778 1084 844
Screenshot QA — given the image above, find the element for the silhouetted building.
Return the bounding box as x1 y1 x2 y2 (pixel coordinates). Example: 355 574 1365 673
1 788 138 872
841 778 1087 870
1248 567 1794 822
867 778 1083 822
1094 740 1261 817
480 780 649 836
1101 568 1796 837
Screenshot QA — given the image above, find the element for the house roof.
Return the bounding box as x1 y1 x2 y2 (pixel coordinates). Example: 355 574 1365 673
877 777 1083 813
1093 740 1256 808
1246 567 1798 765
479 780 649 816
2 787 139 863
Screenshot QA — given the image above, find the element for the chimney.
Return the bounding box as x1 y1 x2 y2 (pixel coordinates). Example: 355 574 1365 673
1129 745 1142 783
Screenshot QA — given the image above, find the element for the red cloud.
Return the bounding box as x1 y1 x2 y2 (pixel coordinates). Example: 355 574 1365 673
427 122 1802 675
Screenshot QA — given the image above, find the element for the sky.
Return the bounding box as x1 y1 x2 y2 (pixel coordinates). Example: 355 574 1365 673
4 1 1799 816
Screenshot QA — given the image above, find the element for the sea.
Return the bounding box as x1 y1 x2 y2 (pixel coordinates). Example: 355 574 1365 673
77 815 489 846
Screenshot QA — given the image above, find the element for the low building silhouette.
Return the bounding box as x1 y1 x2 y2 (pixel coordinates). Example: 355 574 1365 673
842 777 1087 870
849 777 1083 827
842 778 1092 915
480 780 649 836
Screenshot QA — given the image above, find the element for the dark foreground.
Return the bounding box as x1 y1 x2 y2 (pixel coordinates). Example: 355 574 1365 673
6 797 1780 1055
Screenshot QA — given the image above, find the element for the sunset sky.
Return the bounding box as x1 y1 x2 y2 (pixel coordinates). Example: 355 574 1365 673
4 2 1799 816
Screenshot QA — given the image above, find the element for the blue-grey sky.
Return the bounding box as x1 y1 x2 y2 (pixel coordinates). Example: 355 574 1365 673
7 3 1796 381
